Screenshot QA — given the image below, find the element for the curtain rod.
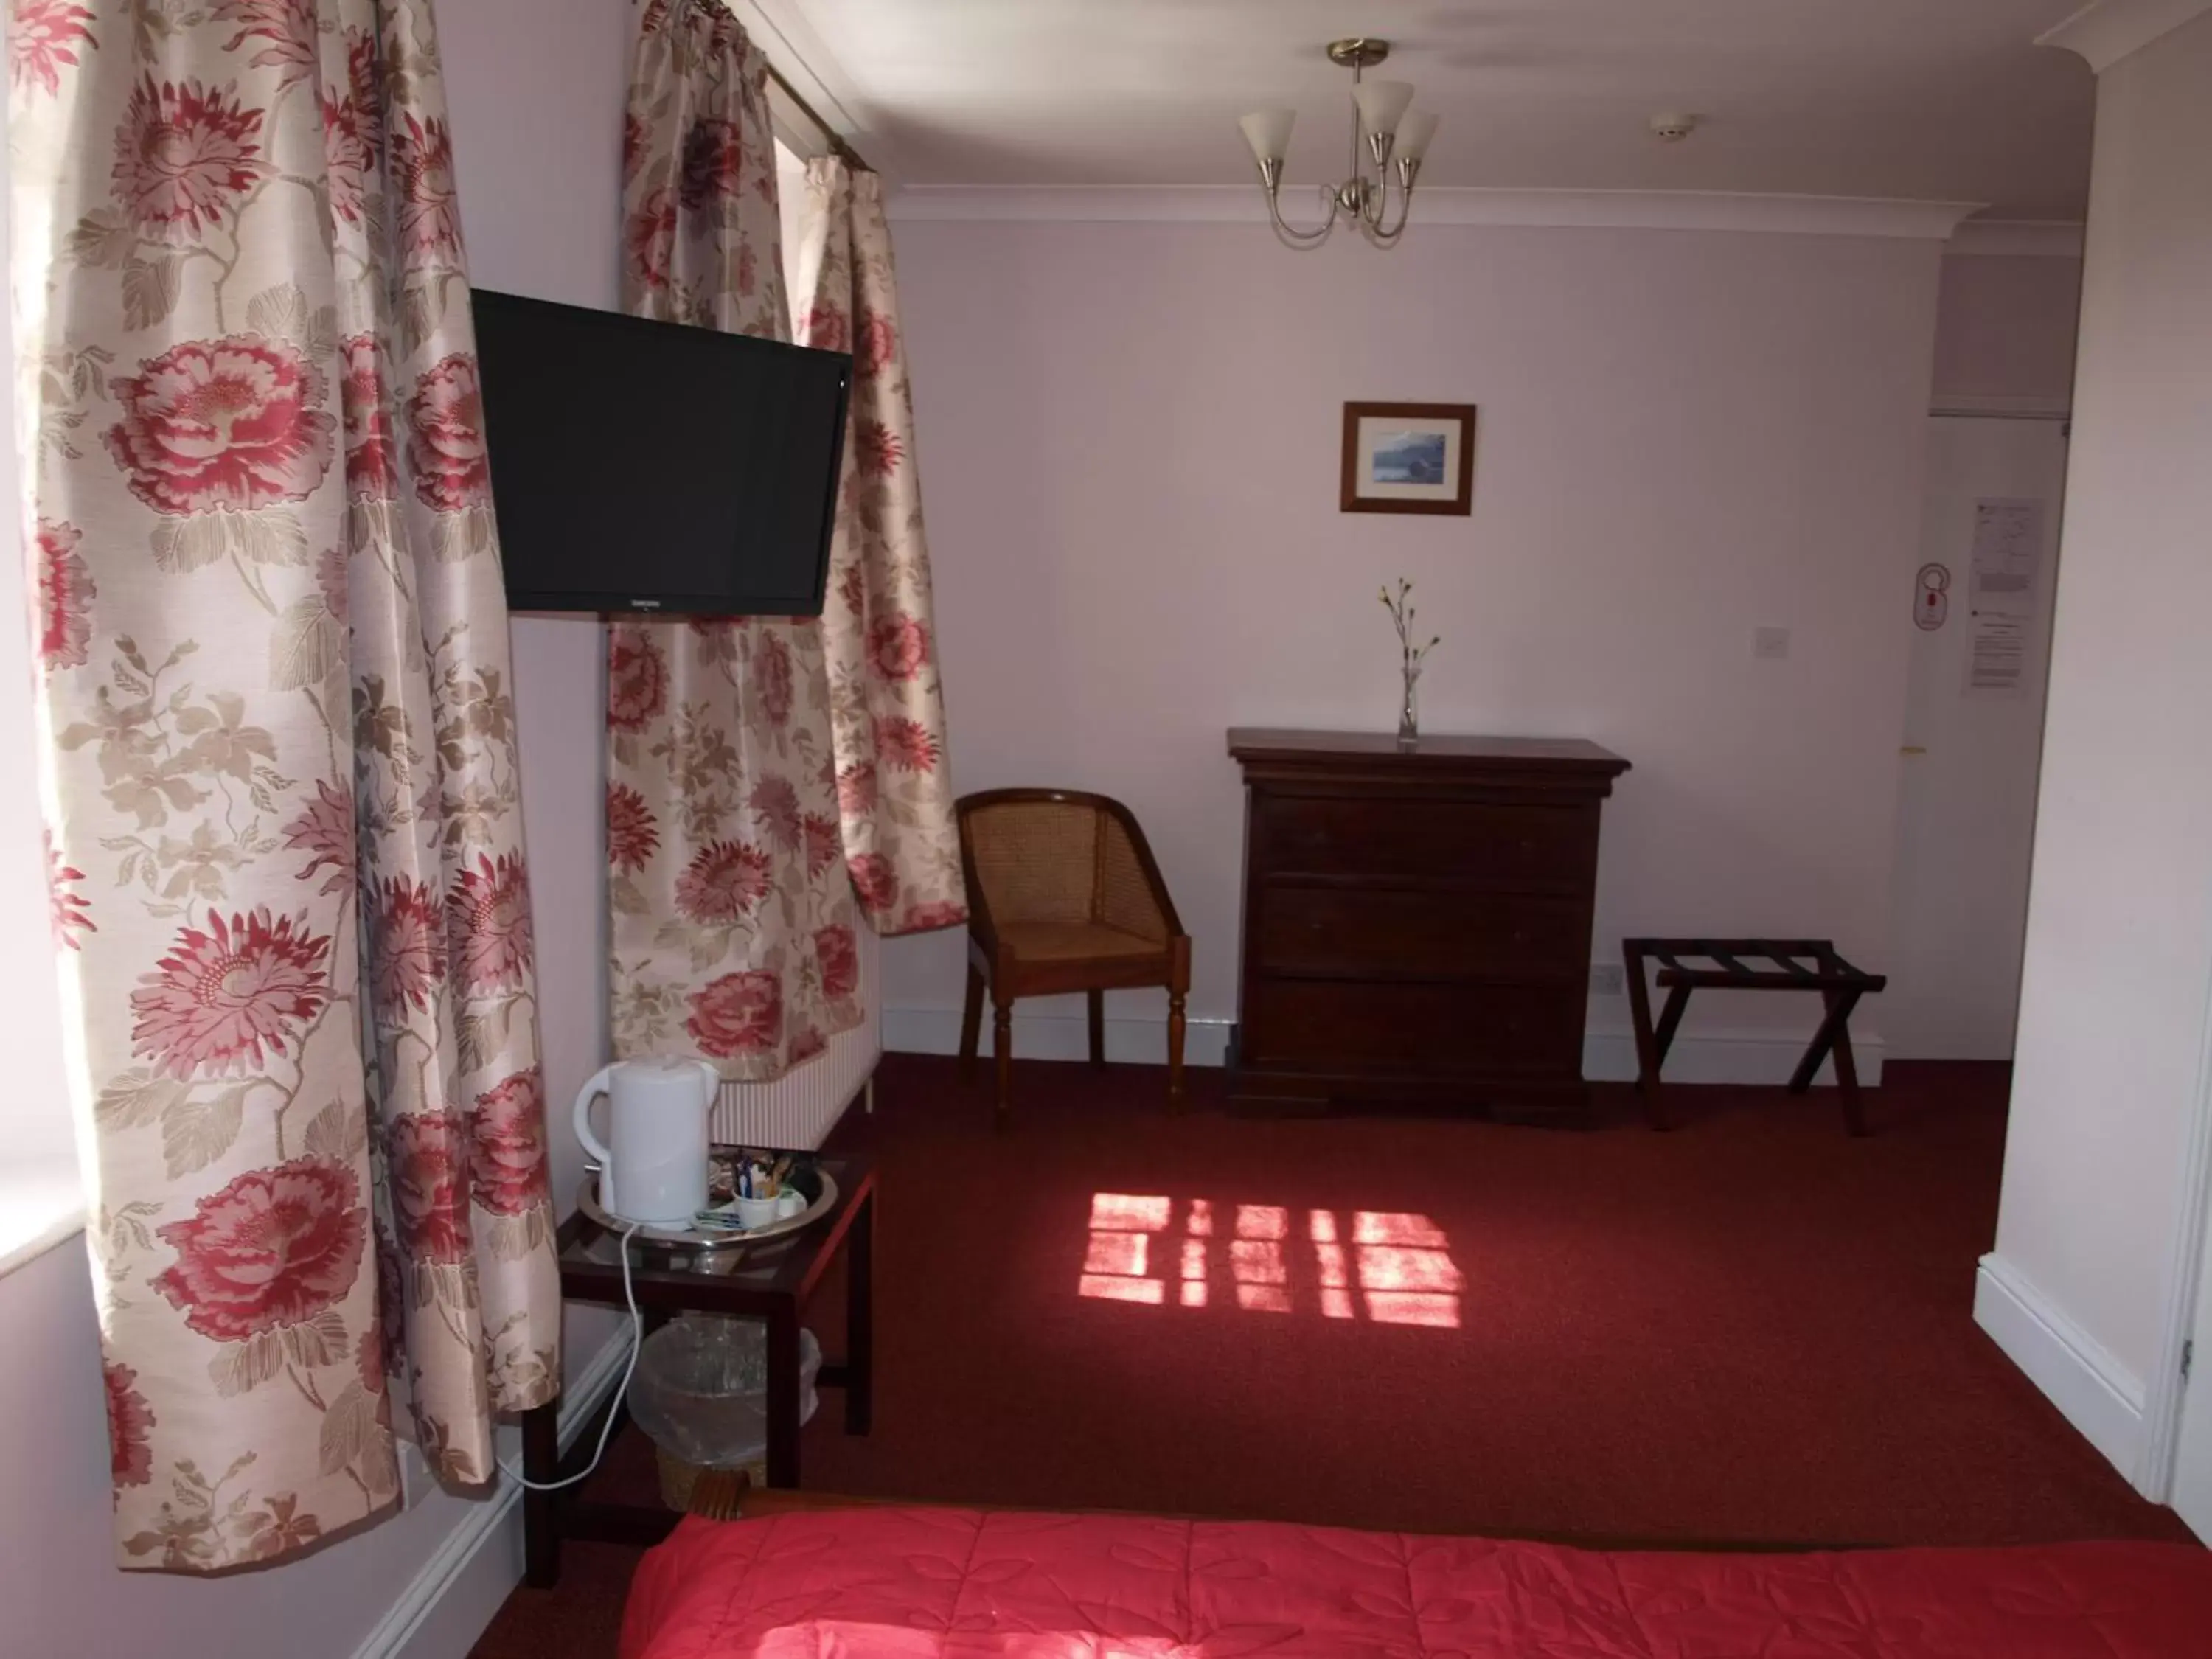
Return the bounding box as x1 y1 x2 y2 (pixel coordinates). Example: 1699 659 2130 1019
763 58 871 174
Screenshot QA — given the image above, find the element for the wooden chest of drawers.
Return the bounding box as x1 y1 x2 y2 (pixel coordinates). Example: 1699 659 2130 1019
1227 728 1630 1123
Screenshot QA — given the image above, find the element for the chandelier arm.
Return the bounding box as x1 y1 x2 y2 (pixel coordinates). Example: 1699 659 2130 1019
1265 184 1338 247
1251 160 1335 247
1363 182 1414 244
1360 176 1390 232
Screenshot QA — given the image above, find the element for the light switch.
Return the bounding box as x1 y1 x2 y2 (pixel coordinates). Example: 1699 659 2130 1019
1753 626 1791 660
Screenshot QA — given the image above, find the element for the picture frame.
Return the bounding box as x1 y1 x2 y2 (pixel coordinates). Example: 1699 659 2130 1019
1340 402 1478 516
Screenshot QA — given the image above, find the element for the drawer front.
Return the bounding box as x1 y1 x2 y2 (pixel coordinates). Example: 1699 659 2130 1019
1253 793 1597 888
1252 887 1587 982
1240 979 1584 1075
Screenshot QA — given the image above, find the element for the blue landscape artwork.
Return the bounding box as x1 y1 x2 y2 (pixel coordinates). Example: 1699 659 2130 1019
1371 431 1448 485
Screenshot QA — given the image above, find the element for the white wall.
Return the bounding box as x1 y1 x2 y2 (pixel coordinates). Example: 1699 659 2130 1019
0 4 632 1656
443 0 628 1246
876 214 1946 1072
1983 4 2212 1484
1932 251 2082 408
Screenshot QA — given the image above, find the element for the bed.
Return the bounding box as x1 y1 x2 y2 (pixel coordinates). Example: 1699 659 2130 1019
621 1499 2212 1657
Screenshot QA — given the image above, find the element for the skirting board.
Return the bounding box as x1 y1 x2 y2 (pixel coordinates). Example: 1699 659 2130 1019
883 1006 1884 1088
1974 1253 2148 1484
351 1326 635 1659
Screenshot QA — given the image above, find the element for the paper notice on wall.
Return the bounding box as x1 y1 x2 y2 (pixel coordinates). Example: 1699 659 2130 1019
1964 497 2044 698
1965 613 2033 695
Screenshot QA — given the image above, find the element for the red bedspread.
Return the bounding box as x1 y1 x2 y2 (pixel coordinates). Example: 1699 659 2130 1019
622 1506 2212 1657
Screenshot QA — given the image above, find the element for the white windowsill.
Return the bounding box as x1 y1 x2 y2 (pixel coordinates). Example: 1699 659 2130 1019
0 1158 86 1280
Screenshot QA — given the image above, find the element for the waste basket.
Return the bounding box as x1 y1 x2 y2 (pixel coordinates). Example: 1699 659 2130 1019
630 1313 820 1508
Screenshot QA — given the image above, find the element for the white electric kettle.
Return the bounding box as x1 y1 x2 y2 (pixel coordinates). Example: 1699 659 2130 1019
572 1057 721 1225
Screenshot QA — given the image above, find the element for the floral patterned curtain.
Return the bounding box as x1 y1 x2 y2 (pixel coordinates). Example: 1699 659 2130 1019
607 0 861 1078
790 159 965 936
10 0 558 1569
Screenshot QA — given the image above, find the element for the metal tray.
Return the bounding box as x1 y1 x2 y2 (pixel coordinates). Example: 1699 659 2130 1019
577 1166 838 1252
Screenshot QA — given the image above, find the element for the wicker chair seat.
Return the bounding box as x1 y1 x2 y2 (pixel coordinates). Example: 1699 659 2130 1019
998 920 1164 963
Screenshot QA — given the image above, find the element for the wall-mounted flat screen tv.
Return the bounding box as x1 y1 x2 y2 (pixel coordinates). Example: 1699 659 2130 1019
472 289 852 617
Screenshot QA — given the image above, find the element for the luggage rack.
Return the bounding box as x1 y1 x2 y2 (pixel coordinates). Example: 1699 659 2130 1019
1622 938 1887 1135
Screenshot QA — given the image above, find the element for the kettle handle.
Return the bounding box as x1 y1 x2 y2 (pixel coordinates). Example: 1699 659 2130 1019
572 1063 618 1171
693 1058 722 1105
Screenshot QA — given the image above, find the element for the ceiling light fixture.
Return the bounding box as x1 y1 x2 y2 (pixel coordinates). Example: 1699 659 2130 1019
1239 38 1437 250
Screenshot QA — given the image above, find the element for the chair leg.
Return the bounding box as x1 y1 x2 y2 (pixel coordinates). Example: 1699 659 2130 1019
959 965 984 1082
992 998 1014 1134
1166 991 1186 1113
1087 990 1106 1068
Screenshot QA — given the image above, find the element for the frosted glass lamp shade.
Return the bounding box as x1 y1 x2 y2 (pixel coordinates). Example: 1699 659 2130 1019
1397 109 1439 162
1239 108 1295 163
1351 80 1414 137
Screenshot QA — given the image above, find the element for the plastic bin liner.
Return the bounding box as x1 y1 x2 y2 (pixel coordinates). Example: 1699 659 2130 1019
630 1315 821 1470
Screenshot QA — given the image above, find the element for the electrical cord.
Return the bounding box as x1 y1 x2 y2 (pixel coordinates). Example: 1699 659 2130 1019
498 1221 644 1493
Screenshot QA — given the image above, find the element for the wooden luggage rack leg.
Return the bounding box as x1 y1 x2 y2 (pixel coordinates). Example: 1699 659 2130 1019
1624 939 1677 1131
1787 985 1871 1138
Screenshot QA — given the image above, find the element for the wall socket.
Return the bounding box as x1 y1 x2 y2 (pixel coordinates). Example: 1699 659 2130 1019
1589 962 1626 997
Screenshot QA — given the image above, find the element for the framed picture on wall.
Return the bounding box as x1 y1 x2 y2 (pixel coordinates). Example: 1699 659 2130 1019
1340 402 1477 515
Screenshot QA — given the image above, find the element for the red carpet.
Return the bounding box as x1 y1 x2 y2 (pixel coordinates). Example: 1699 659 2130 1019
470 1055 2192 1658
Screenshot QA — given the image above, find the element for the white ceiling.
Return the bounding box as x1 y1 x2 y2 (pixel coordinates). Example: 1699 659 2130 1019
773 0 2095 220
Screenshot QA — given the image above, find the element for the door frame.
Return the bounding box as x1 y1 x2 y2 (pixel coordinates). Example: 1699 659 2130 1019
2138 978 2212 1500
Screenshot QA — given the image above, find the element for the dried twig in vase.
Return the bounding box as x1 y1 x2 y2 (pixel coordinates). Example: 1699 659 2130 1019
1380 578 1440 745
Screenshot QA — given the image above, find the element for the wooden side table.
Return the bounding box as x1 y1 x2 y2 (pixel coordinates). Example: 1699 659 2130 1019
520 1151 875 1589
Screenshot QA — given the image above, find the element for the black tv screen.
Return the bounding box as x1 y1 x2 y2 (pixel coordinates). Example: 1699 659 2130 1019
471 289 852 617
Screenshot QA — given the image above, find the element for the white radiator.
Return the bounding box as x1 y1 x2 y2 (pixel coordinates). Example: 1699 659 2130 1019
709 920 880 1149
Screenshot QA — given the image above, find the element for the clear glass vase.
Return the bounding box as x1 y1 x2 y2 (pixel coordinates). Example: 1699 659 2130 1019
1397 671 1419 748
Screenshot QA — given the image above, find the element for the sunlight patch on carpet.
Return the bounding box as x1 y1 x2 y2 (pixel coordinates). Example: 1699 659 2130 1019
1081 1194 1461 1326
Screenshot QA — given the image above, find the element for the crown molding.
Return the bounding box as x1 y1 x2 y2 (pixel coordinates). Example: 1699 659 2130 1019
2038 0 2212 72
885 186 1981 240
1947 219 2087 257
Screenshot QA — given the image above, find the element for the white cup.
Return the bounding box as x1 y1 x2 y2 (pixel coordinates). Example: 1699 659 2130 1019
733 1194 780 1230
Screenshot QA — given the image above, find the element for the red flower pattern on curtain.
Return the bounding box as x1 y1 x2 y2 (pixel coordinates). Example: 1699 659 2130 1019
790 159 966 935
606 0 862 1079
10 0 559 1569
